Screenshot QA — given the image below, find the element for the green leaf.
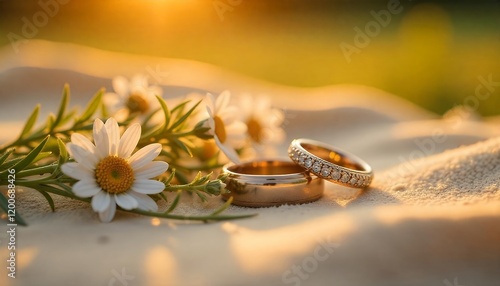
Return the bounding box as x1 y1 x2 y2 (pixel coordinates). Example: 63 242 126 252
172 138 193 157
158 192 168 202
7 136 49 172
168 100 201 132
46 113 56 130
18 105 40 140
0 193 27 226
60 108 77 125
38 190 56 212
52 137 69 178
156 95 171 131
164 190 182 213
76 88 103 125
163 169 176 185
56 138 68 165
175 170 189 185
210 196 233 216
191 171 202 183
193 171 212 185
51 85 70 130
0 151 52 173
170 100 190 115
142 108 161 128
0 149 15 166
195 190 208 202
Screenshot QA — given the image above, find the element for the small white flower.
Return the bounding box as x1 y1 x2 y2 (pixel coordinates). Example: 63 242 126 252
206 91 246 163
104 74 163 120
62 118 169 222
239 94 285 146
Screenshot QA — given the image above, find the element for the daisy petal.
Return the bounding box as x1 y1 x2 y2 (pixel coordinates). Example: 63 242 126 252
114 193 139 210
94 120 110 159
214 136 240 164
149 86 163 98
131 179 165 194
103 92 122 109
128 192 158 212
92 191 111 212
99 198 116 223
216 90 231 112
129 143 162 170
61 162 94 181
118 123 141 158
67 143 97 170
135 161 169 180
105 118 120 156
112 76 129 97
206 93 216 115
72 180 101 198
93 118 104 141
131 74 148 88
71 133 95 153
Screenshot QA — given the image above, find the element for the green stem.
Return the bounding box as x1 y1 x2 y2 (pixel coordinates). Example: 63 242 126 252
163 183 205 192
129 208 257 222
16 181 256 222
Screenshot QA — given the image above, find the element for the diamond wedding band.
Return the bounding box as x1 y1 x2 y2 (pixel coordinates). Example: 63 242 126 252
288 138 373 189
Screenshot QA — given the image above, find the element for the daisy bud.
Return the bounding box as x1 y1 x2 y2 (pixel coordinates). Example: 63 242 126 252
204 180 227 195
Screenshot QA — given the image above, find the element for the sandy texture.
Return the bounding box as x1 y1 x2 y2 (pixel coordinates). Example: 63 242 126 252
0 41 499 286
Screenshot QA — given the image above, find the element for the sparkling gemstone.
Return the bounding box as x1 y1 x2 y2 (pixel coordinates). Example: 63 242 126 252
298 154 306 165
349 176 358 185
292 150 300 161
330 169 341 180
312 162 322 173
304 157 313 168
320 167 331 177
358 176 365 186
340 172 350 183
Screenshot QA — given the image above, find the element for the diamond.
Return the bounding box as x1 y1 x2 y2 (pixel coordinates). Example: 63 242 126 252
304 157 313 168
349 176 358 185
292 150 300 161
320 166 331 177
298 154 306 165
340 171 350 183
330 169 341 180
312 162 322 173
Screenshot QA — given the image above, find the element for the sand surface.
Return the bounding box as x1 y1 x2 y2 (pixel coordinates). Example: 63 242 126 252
0 41 499 286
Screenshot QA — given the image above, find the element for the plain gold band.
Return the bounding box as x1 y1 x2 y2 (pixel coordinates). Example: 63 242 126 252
288 138 373 188
221 160 324 207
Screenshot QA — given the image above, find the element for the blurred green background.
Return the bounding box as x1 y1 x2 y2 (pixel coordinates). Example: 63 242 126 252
1 0 499 115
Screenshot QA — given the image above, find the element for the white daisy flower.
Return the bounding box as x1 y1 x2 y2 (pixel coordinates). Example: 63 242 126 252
206 91 247 163
238 94 285 156
61 118 169 222
104 74 163 121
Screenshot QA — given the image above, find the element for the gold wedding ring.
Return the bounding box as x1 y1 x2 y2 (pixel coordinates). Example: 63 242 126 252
221 160 324 207
288 138 373 188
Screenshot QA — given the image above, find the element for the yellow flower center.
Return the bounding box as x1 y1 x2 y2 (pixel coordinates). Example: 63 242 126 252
95 156 135 194
247 117 263 143
214 115 227 143
202 140 218 160
126 93 149 114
